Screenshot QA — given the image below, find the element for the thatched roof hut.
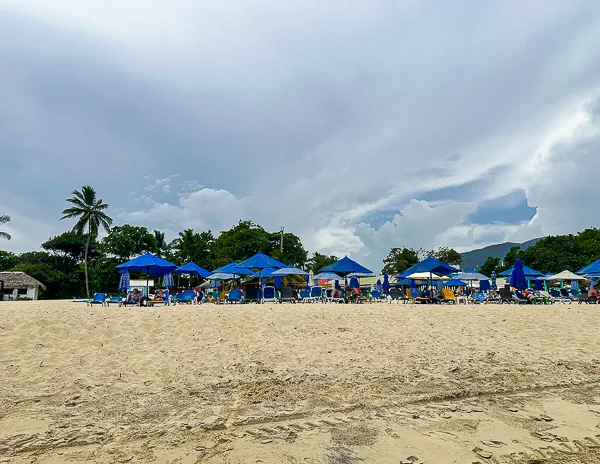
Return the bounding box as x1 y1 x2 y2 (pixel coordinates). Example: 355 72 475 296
0 272 46 300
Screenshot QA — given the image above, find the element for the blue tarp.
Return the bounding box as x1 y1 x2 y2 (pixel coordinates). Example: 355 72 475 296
319 256 373 276
116 253 177 277
395 257 459 279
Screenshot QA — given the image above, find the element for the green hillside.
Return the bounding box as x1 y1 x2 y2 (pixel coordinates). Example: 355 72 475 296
460 238 541 270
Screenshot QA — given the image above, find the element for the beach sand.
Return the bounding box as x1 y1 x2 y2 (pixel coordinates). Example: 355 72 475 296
1 300 600 463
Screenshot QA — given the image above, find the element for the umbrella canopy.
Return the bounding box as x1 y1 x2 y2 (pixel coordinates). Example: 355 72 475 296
534 278 544 291
376 279 382 292
409 279 416 289
174 262 211 278
208 262 254 280
319 256 373 276
395 256 459 279
236 252 285 271
395 278 411 286
252 267 279 278
577 259 600 276
334 280 341 290
273 276 283 288
118 270 130 291
491 271 497 290
347 272 376 278
510 259 528 290
479 279 491 291
348 277 360 289
406 272 449 280
548 270 587 281
455 270 489 281
383 274 390 291
162 273 174 288
314 271 344 281
116 253 177 277
499 264 542 278
272 266 309 276
445 279 467 287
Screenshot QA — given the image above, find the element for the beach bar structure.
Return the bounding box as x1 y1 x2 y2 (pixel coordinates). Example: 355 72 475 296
0 271 46 300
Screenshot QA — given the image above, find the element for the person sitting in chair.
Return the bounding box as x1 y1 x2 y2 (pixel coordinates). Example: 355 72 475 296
127 288 141 303
331 287 343 299
154 289 163 300
522 289 535 303
588 286 599 299
195 288 204 304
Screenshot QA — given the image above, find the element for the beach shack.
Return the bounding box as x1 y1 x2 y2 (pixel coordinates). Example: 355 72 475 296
0 271 46 300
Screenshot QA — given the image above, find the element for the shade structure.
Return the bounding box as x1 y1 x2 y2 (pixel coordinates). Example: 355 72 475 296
117 253 177 277
395 257 459 279
577 259 600 276
383 274 390 291
314 271 343 281
319 256 373 277
209 262 254 280
455 270 489 281
272 266 309 276
174 262 211 278
479 280 491 291
162 273 174 288
409 279 416 289
395 279 411 286
548 270 587 281
235 253 285 271
406 272 449 280
491 271 497 290
348 277 360 289
510 259 528 290
535 278 544 291
252 267 279 278
347 272 376 278
273 276 283 288
445 279 467 287
118 270 130 291
499 264 542 279
376 279 382 292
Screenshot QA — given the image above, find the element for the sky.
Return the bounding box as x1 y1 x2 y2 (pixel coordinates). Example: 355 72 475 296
1 0 600 272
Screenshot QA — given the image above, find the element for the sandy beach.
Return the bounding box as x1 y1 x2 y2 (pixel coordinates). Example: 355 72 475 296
1 301 600 463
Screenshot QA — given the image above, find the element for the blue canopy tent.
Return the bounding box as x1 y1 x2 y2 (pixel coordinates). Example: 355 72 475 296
444 279 468 287
577 259 600 276
509 258 528 290
236 253 285 302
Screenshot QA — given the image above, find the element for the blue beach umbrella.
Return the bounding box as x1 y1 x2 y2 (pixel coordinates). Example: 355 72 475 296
334 280 341 290
479 280 491 291
236 253 285 297
118 270 130 291
209 262 254 280
174 262 211 278
162 273 174 288
349 277 360 289
319 256 373 277
376 279 382 292
273 276 283 288
444 279 468 287
395 257 459 279
535 278 544 291
510 259 528 290
117 253 177 277
577 258 600 276
491 271 497 290
383 274 390 292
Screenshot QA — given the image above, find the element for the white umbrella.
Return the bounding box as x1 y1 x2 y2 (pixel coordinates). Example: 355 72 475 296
406 272 449 280
548 270 588 281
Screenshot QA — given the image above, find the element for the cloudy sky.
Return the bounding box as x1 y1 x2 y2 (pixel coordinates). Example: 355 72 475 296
1 0 600 271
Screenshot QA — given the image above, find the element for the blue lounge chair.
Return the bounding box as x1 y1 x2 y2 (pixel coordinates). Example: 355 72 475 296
88 293 107 307
106 296 122 306
550 289 570 304
226 289 243 304
173 289 196 304
244 287 262 303
299 289 311 303
370 290 387 302
306 286 324 303
262 286 278 303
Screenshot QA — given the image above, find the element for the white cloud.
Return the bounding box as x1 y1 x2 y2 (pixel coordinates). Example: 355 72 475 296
144 174 179 192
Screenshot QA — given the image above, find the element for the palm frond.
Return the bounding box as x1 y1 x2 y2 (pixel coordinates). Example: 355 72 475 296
0 231 11 240
0 215 10 225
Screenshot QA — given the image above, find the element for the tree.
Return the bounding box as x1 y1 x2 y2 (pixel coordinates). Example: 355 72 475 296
0 215 10 240
101 225 157 261
42 231 99 265
381 247 419 275
170 229 214 268
268 231 308 268
154 230 166 257
479 256 501 277
60 186 112 297
432 247 462 266
502 245 521 270
306 252 338 274
0 250 18 271
211 221 271 266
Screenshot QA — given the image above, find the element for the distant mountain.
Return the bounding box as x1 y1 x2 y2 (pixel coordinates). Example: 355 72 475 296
460 238 541 270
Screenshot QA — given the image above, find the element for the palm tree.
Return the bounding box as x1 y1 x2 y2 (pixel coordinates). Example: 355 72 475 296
60 186 112 297
0 215 11 240
154 230 166 257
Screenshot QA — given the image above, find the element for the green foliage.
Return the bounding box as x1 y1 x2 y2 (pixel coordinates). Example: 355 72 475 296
269 232 308 268
211 221 271 266
306 252 339 274
479 256 501 277
0 214 11 240
153 230 166 257
381 247 419 275
170 229 214 268
102 225 158 260
502 245 521 270
0 250 19 271
42 231 98 263
89 257 122 295
431 247 462 266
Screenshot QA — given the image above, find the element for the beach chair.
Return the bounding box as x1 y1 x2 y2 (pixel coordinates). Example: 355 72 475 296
226 289 243 304
149 291 168 307
498 288 524 304
244 287 261 303
440 288 457 304
88 293 107 307
306 286 324 303
280 286 296 303
550 289 570 304
120 292 141 307
388 288 406 304
559 288 573 303
360 288 373 303
326 288 345 303
370 290 387 302
469 293 486 304
106 296 122 306
262 286 278 304
174 289 196 305
416 289 431 304
299 289 311 303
